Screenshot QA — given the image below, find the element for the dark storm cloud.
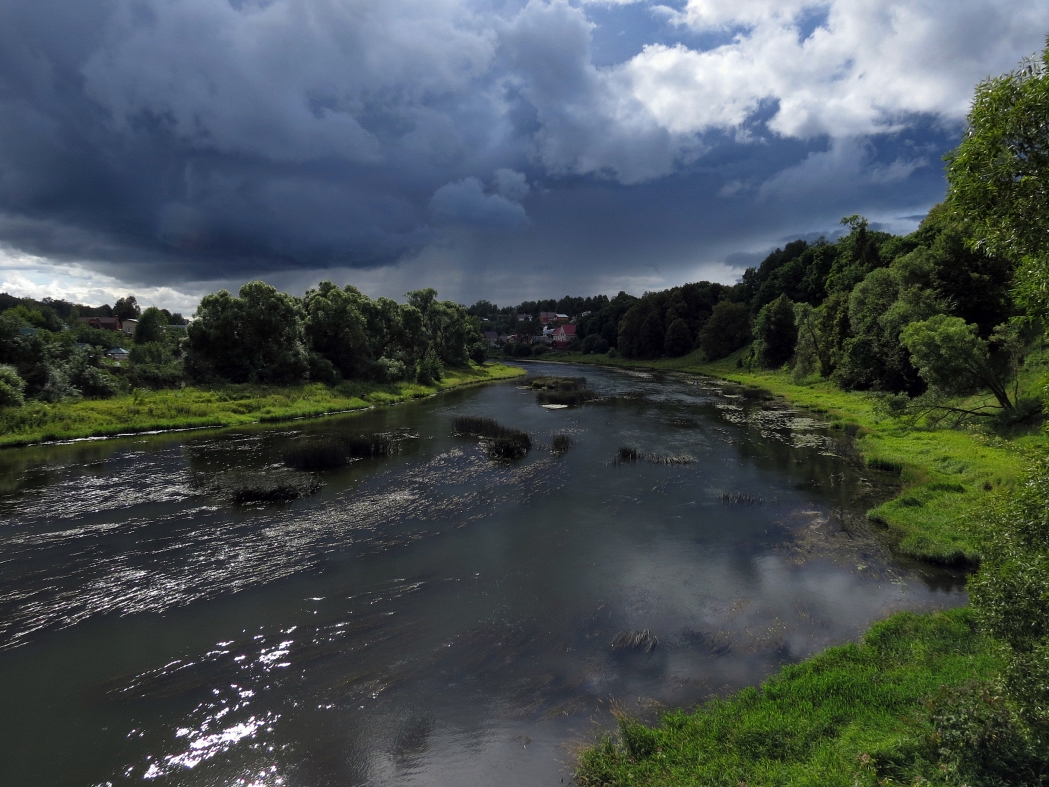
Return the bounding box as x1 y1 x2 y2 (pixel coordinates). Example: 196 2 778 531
0 0 1048 302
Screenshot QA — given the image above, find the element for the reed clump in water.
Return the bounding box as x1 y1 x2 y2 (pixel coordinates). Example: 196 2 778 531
283 432 404 471
198 467 322 506
453 416 531 460
528 376 597 406
616 446 693 465
538 388 598 406
719 492 764 506
528 376 588 391
552 434 573 455
612 629 658 653
284 440 348 471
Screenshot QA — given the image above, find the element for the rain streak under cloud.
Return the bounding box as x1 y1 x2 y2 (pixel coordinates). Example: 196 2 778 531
0 0 1047 309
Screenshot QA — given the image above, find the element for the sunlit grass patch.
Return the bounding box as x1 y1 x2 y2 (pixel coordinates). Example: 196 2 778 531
0 363 525 448
576 608 999 787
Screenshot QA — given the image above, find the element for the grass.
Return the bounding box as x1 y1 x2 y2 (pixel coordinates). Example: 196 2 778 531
547 348 1046 565
0 363 524 448
576 608 1000 787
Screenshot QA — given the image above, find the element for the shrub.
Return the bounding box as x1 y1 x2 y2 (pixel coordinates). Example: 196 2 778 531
417 351 444 385
0 365 26 408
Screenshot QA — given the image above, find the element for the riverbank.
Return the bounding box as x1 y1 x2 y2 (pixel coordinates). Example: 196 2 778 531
538 348 1044 565
0 362 525 448
575 607 999 787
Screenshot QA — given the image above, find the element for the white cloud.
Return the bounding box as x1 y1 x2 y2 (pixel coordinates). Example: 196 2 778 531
619 0 1049 141
0 246 205 313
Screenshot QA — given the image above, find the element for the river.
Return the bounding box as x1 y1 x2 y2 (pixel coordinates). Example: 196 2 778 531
0 362 964 786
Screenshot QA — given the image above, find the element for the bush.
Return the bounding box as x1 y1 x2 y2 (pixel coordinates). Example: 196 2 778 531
530 343 550 356
417 351 444 385
0 364 26 408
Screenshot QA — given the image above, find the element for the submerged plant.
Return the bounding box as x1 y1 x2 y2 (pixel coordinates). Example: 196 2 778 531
612 629 659 653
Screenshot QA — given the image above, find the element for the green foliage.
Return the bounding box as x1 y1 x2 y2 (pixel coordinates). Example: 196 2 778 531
134 306 167 344
753 294 796 369
113 295 140 322
698 301 751 360
967 453 1049 747
901 315 1016 410
187 281 310 385
576 609 999 787
0 364 26 408
946 40 1049 313
582 333 610 355
663 318 692 357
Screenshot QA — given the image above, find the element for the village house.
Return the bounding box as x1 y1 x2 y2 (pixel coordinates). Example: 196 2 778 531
80 316 123 332
483 330 499 348
516 313 532 322
121 319 138 337
105 347 130 361
551 323 577 349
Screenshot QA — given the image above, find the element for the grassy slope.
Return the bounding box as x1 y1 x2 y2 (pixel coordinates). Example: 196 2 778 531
576 608 998 787
0 362 525 447
541 348 1045 565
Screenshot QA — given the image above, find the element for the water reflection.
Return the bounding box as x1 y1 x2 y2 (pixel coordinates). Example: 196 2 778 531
0 363 965 786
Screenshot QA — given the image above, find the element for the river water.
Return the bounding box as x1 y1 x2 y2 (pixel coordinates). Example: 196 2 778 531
0 362 964 786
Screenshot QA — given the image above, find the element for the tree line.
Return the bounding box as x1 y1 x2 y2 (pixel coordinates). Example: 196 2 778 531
0 284 487 407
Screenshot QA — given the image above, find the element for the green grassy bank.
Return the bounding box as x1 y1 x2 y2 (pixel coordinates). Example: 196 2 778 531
540 348 1045 565
0 362 525 448
576 608 999 787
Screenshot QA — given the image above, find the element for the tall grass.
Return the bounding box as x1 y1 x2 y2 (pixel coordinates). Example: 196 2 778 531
616 445 694 465
576 608 999 787
196 468 322 506
453 416 531 460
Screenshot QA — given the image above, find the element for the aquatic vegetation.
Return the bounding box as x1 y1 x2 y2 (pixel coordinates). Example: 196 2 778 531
197 467 322 505
453 416 531 460
719 491 764 506
611 629 658 653
527 375 587 391
343 432 402 458
616 446 693 465
551 434 573 455
283 440 348 471
537 388 598 406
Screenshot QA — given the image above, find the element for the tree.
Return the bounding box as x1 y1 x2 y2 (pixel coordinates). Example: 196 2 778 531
113 295 141 322
134 307 167 344
946 39 1049 313
900 314 1017 411
302 282 370 379
753 295 796 369
698 302 751 360
663 318 692 357
186 281 309 384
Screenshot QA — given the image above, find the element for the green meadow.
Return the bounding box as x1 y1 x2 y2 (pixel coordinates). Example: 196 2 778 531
0 362 524 448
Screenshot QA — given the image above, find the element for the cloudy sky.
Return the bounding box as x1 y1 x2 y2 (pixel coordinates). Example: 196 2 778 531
1 0 1047 312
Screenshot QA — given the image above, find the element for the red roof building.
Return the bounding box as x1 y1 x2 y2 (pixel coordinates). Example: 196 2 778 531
551 323 577 348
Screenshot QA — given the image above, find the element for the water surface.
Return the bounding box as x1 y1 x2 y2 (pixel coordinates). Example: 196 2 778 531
0 363 964 786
